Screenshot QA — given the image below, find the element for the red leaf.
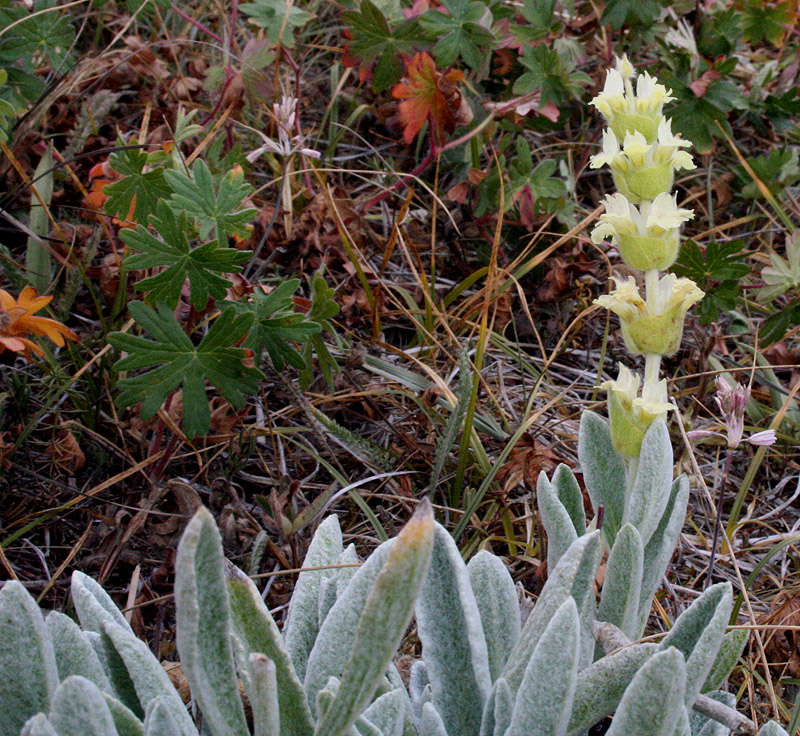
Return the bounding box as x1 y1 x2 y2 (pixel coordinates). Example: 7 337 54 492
391 52 472 146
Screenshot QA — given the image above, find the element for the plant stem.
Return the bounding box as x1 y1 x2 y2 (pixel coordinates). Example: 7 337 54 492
705 448 734 588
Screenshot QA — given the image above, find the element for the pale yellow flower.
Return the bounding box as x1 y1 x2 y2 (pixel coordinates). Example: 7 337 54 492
595 275 704 356
591 192 694 271
589 57 675 143
602 364 671 456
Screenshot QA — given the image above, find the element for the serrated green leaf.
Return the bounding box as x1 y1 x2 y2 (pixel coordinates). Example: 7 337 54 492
165 159 257 241
240 0 314 47
109 302 263 439
122 201 249 310
419 0 495 69
599 0 662 29
513 44 590 106
104 146 171 225
739 0 793 46
223 279 321 371
343 0 426 93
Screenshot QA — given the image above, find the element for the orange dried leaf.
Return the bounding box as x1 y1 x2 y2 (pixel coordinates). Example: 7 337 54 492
391 52 472 146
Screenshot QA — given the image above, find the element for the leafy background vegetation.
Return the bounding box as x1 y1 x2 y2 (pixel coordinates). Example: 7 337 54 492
0 0 799 730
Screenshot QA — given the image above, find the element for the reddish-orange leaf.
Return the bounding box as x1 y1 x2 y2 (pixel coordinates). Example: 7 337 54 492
391 52 471 146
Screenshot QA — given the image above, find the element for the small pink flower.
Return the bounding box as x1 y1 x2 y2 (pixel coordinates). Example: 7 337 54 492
747 430 777 447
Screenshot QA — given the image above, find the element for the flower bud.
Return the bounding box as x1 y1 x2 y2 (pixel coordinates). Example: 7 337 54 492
595 275 704 356
592 192 694 271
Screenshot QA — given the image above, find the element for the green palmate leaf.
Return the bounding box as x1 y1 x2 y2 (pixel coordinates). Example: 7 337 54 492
108 302 263 439
660 64 741 153
175 508 249 736
164 159 257 241
510 0 558 42
314 502 434 736
0 581 59 736
342 0 426 93
419 0 496 69
599 0 662 29
223 279 321 371
512 44 590 107
0 1 75 69
122 201 249 310
673 240 748 324
240 0 314 47
104 146 171 224
467 551 521 682
738 0 793 45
